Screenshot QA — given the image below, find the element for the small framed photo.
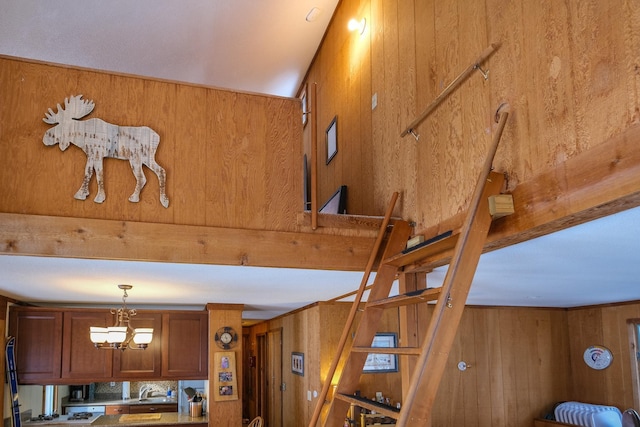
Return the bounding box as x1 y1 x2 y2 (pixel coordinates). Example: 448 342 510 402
363 333 398 373
292 352 304 376
326 116 337 164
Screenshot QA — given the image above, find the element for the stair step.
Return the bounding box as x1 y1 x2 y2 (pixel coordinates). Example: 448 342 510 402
383 230 459 267
335 393 400 419
367 287 441 309
351 346 422 356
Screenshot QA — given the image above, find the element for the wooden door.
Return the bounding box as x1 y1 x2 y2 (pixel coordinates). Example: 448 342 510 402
9 307 63 383
267 327 282 427
62 311 113 380
161 311 208 378
112 311 162 378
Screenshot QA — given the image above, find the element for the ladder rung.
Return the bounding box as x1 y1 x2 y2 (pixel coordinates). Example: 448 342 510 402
383 231 459 267
335 393 400 419
352 346 422 355
367 287 441 309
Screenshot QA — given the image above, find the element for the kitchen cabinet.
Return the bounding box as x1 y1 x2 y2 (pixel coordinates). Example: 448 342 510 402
62 311 113 380
129 403 178 414
161 312 208 378
112 312 162 379
105 405 129 415
8 308 63 383
8 307 208 383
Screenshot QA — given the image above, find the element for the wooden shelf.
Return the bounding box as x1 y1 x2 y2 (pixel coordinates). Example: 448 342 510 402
367 287 442 309
334 394 399 419
383 232 459 268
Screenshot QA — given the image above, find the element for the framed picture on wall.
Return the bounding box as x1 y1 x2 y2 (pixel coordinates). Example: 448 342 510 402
326 115 337 164
363 333 398 373
292 352 304 376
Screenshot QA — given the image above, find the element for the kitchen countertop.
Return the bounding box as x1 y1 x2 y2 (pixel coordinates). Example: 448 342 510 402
63 398 179 407
92 413 207 426
23 413 207 427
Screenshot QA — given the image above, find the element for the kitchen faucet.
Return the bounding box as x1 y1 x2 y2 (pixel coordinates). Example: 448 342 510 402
139 385 152 400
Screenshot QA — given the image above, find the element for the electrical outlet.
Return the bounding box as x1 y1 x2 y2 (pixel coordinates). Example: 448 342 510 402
371 92 378 110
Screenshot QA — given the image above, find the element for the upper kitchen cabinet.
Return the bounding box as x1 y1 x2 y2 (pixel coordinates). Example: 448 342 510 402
62 311 114 381
161 312 208 378
9 307 63 383
112 312 162 379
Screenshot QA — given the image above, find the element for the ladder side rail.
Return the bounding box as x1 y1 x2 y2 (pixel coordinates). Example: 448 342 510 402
309 192 400 427
395 108 509 426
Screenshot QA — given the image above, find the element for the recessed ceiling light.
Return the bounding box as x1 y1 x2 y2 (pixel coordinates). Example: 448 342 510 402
306 7 321 22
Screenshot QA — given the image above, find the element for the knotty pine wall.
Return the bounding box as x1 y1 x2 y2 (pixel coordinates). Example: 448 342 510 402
566 301 640 412
304 0 639 231
0 57 301 231
260 301 640 427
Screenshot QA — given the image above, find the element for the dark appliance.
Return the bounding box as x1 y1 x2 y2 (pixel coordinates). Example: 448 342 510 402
69 385 89 402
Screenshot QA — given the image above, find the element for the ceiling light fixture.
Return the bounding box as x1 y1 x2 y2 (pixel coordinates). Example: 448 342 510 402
348 18 366 35
306 7 321 22
89 284 152 350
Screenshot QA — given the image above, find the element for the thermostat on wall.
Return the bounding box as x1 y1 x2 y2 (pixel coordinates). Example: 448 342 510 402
583 345 613 370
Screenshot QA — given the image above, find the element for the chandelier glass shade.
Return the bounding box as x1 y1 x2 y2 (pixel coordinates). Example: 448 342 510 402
89 284 152 350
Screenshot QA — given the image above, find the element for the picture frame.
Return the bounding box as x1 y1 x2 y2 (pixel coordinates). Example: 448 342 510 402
213 351 239 401
363 333 398 373
301 84 308 127
326 115 337 164
291 352 304 376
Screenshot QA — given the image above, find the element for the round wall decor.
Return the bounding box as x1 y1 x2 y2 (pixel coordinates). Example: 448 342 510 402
583 345 613 370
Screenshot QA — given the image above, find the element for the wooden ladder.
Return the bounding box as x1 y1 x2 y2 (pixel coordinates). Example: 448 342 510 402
310 109 510 427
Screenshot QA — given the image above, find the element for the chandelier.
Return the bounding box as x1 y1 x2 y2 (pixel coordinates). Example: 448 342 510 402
89 284 153 350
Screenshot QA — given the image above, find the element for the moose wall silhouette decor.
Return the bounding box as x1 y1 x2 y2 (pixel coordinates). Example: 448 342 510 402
42 95 169 208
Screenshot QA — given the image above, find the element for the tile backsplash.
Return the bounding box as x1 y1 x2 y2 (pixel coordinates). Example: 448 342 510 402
94 381 178 399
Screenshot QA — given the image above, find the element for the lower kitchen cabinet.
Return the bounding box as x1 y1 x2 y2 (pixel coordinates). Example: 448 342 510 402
129 403 178 413
105 405 129 415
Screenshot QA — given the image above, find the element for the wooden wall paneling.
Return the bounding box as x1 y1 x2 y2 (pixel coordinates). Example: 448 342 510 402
458 310 480 427
433 0 463 222
263 96 302 230
568 303 640 411
527 1 577 170
499 308 521 425
413 0 439 231
396 0 419 221
600 305 632 409
369 0 386 213
566 307 604 404
1 57 303 233
341 0 373 216
567 1 632 146
377 0 401 215
458 0 493 213
483 0 522 190
138 79 176 222
172 84 207 225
